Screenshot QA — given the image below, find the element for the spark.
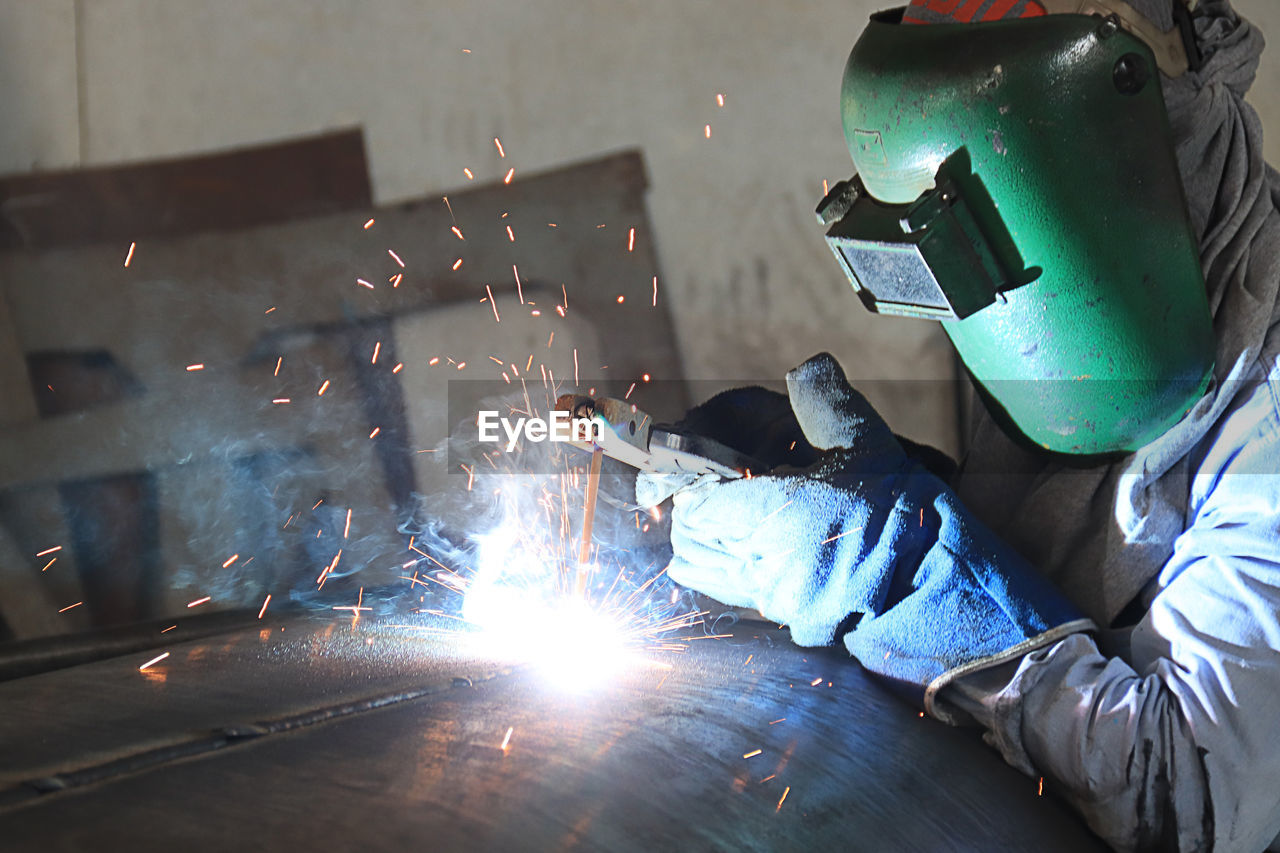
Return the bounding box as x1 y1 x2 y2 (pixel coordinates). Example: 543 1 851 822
513 265 525 303
372 341 381 364
35 546 61 557
393 363 404 374
364 218 375 230
573 348 579 385
451 226 465 241
357 278 374 289
776 786 791 811
429 357 440 366
494 137 506 158
41 557 56 572
388 249 405 267
139 652 170 671
457 361 467 370
258 594 272 619
506 225 515 242
819 526 863 545
222 554 239 568
369 427 381 439
265 306 276 314
344 508 353 539
390 273 403 288
704 124 712 138
760 774 776 784
717 93 725 107
501 727 514 752
744 654 753 666
1038 777 1044 796
743 749 762 759
652 276 658 306
274 357 283 376
333 587 372 622
628 227 635 252
810 676 823 686
318 380 330 396
503 167 515 184
124 241 136 267
272 398 290 405
186 363 204 372
616 295 625 304
187 596 211 608
463 168 474 180
624 382 636 400
313 499 324 510
58 602 83 613
160 625 178 633
452 258 463 270
642 373 650 383
822 179 829 196
769 718 786 725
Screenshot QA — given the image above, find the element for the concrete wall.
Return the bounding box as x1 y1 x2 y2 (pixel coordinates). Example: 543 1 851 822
2 0 1278 448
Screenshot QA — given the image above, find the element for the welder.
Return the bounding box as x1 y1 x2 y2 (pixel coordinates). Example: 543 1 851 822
639 1 1280 849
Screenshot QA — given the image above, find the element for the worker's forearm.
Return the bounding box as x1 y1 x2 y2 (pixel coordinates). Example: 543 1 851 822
945 635 1216 853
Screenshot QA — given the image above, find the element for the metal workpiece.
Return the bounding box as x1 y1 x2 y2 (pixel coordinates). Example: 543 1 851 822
0 616 1103 851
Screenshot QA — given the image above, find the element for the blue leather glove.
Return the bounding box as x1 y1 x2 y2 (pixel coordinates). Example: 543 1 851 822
645 353 1093 709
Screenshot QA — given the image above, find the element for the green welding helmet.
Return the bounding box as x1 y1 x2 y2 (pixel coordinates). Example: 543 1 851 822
817 2 1215 455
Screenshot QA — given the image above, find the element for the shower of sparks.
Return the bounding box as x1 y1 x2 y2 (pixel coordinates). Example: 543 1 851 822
124 242 136 267
139 652 170 671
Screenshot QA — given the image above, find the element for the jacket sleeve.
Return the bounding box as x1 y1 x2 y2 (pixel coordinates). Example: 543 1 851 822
943 381 1280 852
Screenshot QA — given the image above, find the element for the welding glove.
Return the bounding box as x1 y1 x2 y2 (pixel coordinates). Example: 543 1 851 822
649 353 1093 704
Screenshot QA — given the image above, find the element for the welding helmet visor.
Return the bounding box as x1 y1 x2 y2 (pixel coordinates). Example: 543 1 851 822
817 6 1214 455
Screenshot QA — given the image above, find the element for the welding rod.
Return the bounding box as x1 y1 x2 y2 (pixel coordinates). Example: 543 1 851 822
575 447 604 598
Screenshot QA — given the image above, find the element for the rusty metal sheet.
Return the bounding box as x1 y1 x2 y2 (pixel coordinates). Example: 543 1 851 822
0 129 372 251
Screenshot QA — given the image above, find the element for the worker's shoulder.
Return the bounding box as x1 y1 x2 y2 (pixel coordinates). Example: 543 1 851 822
1195 365 1280 486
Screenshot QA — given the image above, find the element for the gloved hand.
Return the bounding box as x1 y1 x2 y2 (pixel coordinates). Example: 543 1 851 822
643 353 1093 712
